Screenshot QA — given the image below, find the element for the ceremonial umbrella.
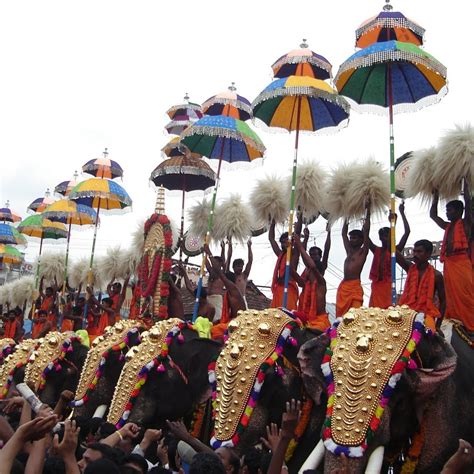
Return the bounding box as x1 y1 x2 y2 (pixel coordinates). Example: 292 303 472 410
181 114 266 320
17 215 68 288
0 245 23 266
252 75 350 308
161 137 201 160
0 202 21 223
28 189 55 213
356 1 425 48
202 83 253 121
335 40 447 303
165 114 197 136
150 155 216 261
69 178 132 281
0 223 28 246
166 93 204 120
54 171 79 197
82 148 123 180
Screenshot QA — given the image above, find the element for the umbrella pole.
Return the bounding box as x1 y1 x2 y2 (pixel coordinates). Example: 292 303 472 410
31 235 44 323
192 155 224 322
282 97 302 309
388 65 397 305
179 180 186 263
59 221 72 326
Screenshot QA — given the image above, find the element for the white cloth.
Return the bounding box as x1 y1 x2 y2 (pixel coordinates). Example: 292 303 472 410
207 294 223 323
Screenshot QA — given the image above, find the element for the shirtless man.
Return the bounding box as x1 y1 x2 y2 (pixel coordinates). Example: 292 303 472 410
168 274 184 319
179 263 215 321
205 247 226 322
336 201 371 317
227 239 253 307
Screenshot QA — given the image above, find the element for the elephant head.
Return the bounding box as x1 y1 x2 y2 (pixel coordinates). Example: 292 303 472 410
298 306 458 474
71 320 143 418
107 318 221 428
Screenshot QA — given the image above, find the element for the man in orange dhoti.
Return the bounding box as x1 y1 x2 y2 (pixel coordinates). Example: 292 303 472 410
336 201 371 317
369 202 410 308
430 185 474 331
397 240 445 332
269 220 299 310
107 277 129 323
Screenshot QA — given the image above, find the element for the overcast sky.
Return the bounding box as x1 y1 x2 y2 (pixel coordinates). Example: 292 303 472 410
1 0 472 302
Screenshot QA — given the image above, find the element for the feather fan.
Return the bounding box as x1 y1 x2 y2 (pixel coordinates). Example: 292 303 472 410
69 258 90 289
188 198 218 239
36 252 66 286
11 276 35 307
82 259 103 290
323 163 354 221
404 147 438 202
169 217 179 250
290 161 327 219
432 123 474 199
0 283 13 306
250 175 287 225
213 194 252 243
98 246 124 283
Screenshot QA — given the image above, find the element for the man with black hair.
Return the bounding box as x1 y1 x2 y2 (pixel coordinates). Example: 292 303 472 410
189 452 226 474
78 442 124 472
227 238 253 307
215 447 240 474
336 200 371 317
430 181 474 331
397 239 446 331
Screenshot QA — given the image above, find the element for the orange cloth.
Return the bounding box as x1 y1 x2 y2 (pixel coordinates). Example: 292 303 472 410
440 219 469 262
4 320 16 339
128 291 139 320
399 264 440 332
220 292 231 324
297 279 329 330
111 294 121 322
271 252 299 310
211 322 228 341
40 295 53 313
61 319 74 332
336 280 363 317
369 247 391 282
32 317 45 339
46 314 57 331
308 313 330 331
443 253 474 331
369 280 392 309
97 311 113 335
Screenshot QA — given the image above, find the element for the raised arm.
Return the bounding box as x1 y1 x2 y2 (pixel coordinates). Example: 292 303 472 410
225 238 233 273
118 275 130 308
430 190 448 230
220 241 226 269
294 235 316 271
268 219 282 257
106 279 114 296
204 245 236 292
463 179 472 238
243 239 253 277
322 223 331 273
178 263 195 295
395 250 411 273
362 201 371 255
342 220 350 253
396 201 411 251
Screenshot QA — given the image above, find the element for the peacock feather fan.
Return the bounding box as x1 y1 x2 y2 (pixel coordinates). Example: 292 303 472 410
213 194 252 243
250 175 288 226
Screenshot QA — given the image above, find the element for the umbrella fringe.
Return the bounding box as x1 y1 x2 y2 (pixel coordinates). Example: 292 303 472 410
150 165 216 182
69 190 132 207
272 55 333 76
202 97 253 117
356 18 425 42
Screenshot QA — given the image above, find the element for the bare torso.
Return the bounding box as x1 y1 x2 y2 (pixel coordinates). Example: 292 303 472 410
208 270 225 296
235 274 247 296
344 248 368 281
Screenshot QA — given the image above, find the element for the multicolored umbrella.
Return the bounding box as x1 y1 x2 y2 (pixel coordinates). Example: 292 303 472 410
54 171 79 197
28 189 55 213
0 223 28 246
0 202 21 223
356 3 425 48
202 83 253 121
181 114 266 320
161 136 201 160
252 74 349 308
166 94 204 120
272 39 332 80
0 245 23 266
82 148 123 179
165 114 196 136
335 39 447 304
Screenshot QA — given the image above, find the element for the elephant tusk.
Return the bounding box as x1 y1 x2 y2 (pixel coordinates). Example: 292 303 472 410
93 404 108 419
298 439 324 474
365 445 385 474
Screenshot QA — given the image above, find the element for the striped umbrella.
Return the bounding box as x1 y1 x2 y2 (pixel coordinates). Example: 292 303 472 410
0 202 21 223
54 171 79 197
82 148 123 179
28 189 55 213
0 245 23 266
165 114 196 136
161 137 202 160
0 223 27 246
252 75 349 308
335 40 447 304
202 83 253 121
166 93 204 120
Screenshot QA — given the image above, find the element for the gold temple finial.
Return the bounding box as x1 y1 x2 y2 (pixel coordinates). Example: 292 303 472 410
155 186 166 213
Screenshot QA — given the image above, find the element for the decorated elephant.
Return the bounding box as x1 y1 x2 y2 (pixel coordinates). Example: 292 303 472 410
106 318 221 429
0 338 16 365
70 320 143 418
297 305 470 474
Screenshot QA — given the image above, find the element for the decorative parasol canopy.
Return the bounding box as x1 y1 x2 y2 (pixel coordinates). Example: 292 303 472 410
0 223 27 246
161 136 201 159
272 39 332 80
42 199 98 225
165 115 196 136
82 148 123 179
335 41 447 114
0 245 24 265
150 155 216 192
69 179 132 212
0 202 21 223
252 75 350 132
181 115 266 163
356 4 425 48
54 171 79 197
166 94 204 120
28 190 55 213
17 215 68 240
202 83 253 121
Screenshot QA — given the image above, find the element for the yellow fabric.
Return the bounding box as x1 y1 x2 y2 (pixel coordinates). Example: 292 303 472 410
285 75 336 93
76 329 90 348
193 317 213 339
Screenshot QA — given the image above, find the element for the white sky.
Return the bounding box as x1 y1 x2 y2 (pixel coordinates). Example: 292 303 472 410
1 0 473 303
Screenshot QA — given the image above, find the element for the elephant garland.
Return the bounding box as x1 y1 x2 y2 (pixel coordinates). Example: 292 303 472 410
0 338 16 364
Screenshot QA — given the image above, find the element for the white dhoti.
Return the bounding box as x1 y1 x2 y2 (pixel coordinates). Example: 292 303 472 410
207 294 223 323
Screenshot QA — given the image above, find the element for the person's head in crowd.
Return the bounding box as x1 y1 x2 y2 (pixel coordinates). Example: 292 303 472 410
189 453 226 474
84 458 121 474
148 468 172 474
78 443 123 472
215 447 240 474
122 453 148 474
241 447 263 474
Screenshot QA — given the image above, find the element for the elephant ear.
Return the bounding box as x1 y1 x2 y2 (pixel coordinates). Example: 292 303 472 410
298 333 330 405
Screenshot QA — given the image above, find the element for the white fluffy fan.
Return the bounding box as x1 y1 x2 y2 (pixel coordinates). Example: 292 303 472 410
250 176 288 225
290 161 327 219
98 246 126 283
0 283 13 306
36 253 66 286
432 123 474 199
405 147 438 202
11 276 35 307
323 163 354 221
213 194 252 243
188 198 218 239
69 258 102 290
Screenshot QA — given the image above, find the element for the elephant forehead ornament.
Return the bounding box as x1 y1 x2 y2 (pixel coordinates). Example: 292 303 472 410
24 331 79 392
210 308 300 448
107 318 189 427
71 320 143 407
321 306 426 457
0 339 39 399
0 338 16 363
